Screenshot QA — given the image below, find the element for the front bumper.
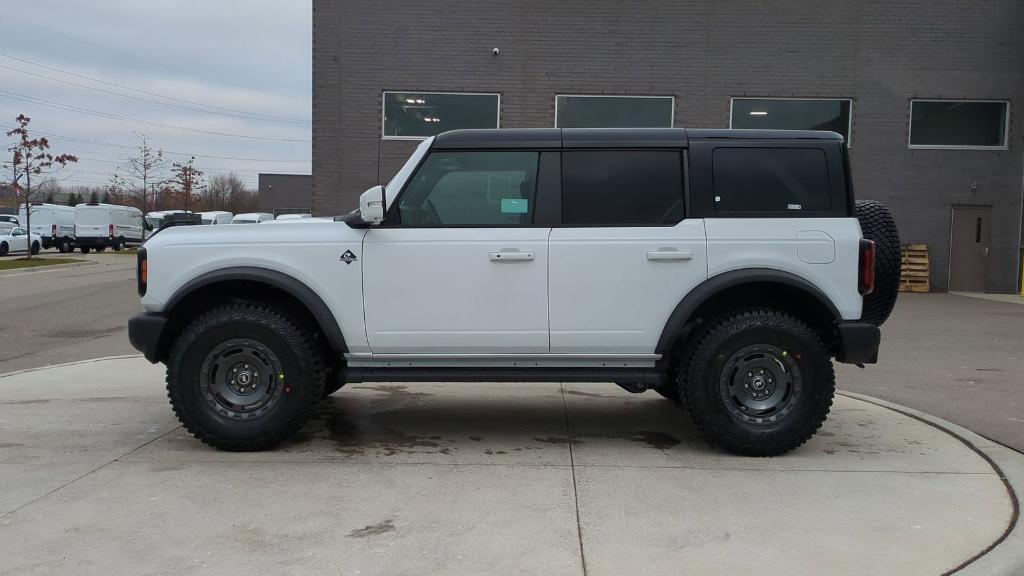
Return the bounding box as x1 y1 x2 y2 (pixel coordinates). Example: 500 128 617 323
834 322 880 364
128 312 167 363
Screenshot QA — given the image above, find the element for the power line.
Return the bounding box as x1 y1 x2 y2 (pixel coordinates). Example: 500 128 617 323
1 16 310 104
0 60 309 125
0 89 311 142
73 157 307 175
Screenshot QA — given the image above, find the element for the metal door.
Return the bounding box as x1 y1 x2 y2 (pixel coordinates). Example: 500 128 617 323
949 206 992 292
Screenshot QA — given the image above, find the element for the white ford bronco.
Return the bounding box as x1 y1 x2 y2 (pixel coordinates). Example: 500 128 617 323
129 128 899 456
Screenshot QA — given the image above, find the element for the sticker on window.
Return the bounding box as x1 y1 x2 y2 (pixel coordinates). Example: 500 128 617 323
501 198 529 214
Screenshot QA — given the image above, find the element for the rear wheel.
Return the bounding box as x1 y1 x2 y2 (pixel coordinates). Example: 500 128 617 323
113 238 124 251
683 310 834 456
166 303 325 451
80 247 90 254
0 242 7 257
30 241 40 255
855 200 900 325
60 239 72 253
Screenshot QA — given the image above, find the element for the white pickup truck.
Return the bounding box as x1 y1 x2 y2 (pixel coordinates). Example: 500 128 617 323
129 128 899 456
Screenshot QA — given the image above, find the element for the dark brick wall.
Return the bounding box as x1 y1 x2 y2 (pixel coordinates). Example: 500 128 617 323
257 174 313 214
313 0 1024 292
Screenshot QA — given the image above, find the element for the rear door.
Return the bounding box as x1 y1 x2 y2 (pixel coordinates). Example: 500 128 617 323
75 206 109 239
362 149 553 354
548 149 708 354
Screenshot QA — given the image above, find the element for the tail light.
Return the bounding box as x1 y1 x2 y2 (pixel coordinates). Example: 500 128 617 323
137 248 148 296
51 224 57 238
859 239 876 295
109 224 114 239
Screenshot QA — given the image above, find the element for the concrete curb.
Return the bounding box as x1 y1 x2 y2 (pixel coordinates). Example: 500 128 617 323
0 259 96 277
839 391 1023 576
0 353 144 379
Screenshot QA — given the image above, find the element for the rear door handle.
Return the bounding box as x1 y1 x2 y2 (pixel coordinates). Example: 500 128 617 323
647 249 693 261
490 250 535 262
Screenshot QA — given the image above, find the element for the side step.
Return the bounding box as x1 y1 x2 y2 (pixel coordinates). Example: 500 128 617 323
338 367 667 385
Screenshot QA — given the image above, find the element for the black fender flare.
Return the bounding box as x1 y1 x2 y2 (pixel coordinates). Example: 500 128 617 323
655 268 841 354
164 266 348 353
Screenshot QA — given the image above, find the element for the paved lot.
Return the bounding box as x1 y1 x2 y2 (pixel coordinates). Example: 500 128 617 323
0 357 1018 576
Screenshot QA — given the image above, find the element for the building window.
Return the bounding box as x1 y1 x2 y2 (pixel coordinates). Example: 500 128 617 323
555 95 674 128
561 151 683 226
382 92 500 139
730 98 853 143
909 100 1009 149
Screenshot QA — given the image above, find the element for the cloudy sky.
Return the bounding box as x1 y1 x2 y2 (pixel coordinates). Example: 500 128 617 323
0 0 311 189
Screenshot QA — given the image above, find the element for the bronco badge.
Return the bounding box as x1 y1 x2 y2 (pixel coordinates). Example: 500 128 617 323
340 250 357 265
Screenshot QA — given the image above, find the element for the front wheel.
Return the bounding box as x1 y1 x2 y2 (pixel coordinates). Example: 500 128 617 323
683 310 834 456
166 303 325 451
60 239 72 253
113 238 124 251
30 241 40 255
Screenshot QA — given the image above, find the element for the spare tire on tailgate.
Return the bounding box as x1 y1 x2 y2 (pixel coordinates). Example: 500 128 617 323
855 200 900 325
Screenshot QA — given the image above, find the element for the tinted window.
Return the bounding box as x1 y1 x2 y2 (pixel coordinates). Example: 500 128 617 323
383 92 499 138
731 99 851 143
562 151 683 226
398 151 538 226
713 148 830 212
556 96 674 128
909 101 1008 148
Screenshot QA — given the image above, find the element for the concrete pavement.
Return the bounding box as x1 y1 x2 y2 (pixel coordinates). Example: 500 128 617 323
0 357 1019 575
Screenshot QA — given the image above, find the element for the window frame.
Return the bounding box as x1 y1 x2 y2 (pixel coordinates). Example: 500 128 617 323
554 94 676 129
907 99 1010 151
557 148 687 228
381 91 501 141
382 149 560 228
729 97 854 146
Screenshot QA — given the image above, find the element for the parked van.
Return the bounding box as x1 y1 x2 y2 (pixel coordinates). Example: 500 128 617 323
144 210 190 239
199 211 233 225
231 212 274 224
19 202 76 252
274 213 312 220
75 203 144 253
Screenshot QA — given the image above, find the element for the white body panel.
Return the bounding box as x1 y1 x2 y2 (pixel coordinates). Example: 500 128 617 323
362 227 551 354
74 204 144 243
231 213 274 224
199 211 233 225
19 204 75 242
704 218 863 320
141 220 372 354
549 220 709 353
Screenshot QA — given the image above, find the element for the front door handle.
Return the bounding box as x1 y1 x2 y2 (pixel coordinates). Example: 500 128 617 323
647 249 693 261
490 250 535 262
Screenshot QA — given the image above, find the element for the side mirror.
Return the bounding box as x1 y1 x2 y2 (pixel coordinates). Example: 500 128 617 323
359 185 386 225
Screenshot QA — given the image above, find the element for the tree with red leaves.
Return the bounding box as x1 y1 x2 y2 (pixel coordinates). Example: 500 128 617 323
4 114 78 259
168 156 205 212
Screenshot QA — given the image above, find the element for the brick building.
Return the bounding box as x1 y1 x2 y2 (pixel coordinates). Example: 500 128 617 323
313 0 1024 292
257 173 313 216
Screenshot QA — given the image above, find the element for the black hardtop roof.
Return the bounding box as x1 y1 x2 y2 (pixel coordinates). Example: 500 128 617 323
432 128 843 149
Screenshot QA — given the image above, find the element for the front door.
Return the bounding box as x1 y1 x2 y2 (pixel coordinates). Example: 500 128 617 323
362 149 550 354
949 205 992 292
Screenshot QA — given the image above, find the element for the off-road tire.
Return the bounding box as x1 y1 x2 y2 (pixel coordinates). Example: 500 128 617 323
166 302 325 451
30 241 40 255
855 200 900 325
683 310 834 456
0 242 7 257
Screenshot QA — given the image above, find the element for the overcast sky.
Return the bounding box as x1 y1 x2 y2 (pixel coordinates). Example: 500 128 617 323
0 0 311 189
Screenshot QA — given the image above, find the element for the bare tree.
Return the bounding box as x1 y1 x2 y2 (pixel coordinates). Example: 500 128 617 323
204 172 246 210
168 156 206 212
4 114 77 259
123 133 165 214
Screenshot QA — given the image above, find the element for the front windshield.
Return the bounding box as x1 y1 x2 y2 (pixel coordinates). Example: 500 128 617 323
202 219 213 225
145 217 163 228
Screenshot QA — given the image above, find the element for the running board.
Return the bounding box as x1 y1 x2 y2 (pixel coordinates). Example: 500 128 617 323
338 367 667 385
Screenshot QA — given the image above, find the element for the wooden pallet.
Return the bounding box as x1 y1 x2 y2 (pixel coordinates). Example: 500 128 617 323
900 244 930 292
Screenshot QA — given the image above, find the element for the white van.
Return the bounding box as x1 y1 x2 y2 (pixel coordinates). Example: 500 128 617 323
19 202 76 252
199 211 233 225
274 213 312 220
231 212 274 224
75 203 144 253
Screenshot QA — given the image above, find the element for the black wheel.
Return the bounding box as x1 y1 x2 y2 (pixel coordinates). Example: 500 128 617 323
30 241 40 255
166 302 325 451
80 247 90 254
0 242 7 257
60 239 72 253
855 200 900 325
683 310 834 456
113 238 124 251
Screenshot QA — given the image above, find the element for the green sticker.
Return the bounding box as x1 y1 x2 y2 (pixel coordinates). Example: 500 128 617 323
501 198 528 214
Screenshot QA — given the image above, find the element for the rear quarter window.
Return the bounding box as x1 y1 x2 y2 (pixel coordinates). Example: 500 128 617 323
712 147 830 212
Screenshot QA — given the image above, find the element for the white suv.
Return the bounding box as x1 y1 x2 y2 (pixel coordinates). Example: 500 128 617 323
129 128 899 456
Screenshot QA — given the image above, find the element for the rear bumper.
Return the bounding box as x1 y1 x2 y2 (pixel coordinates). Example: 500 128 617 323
834 322 880 364
76 237 112 248
128 312 167 363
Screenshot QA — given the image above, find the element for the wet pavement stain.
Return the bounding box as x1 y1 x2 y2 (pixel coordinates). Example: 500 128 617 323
468 436 483 442
351 385 433 400
532 436 569 444
632 430 682 450
0 442 24 448
347 519 396 538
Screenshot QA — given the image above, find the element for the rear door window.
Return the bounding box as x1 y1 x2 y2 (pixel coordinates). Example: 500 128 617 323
712 147 830 212
561 150 683 226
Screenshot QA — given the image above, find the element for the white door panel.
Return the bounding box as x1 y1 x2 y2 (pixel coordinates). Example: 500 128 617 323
705 218 862 319
549 220 708 354
362 228 551 354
